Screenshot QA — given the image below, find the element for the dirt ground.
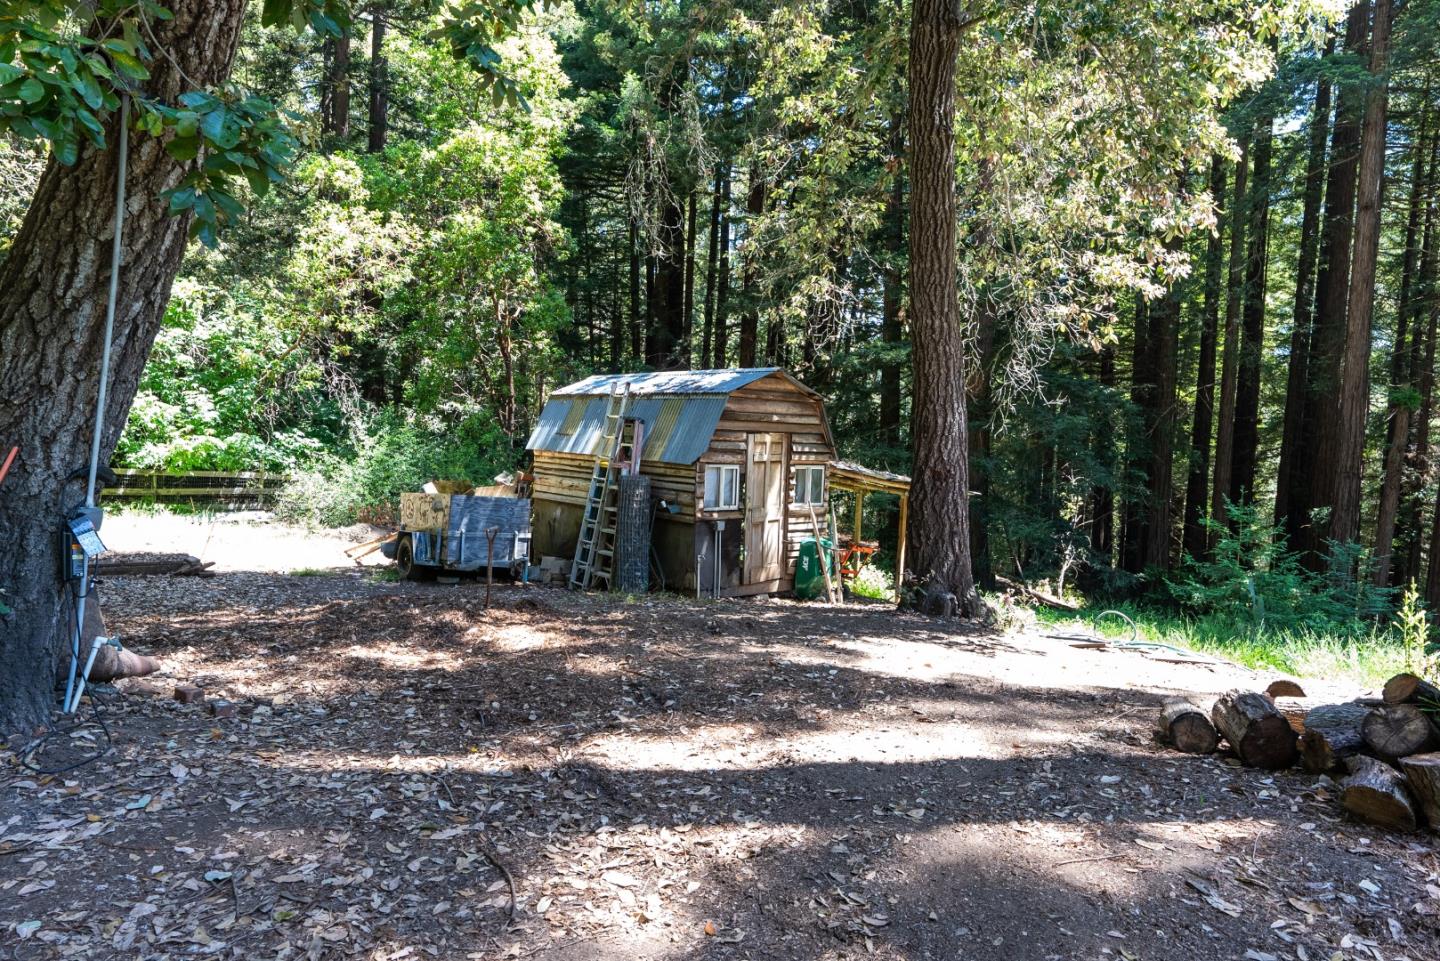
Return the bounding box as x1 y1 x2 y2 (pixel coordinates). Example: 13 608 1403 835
3 518 1439 961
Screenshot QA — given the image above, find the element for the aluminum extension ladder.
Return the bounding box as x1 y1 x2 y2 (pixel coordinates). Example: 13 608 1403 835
569 383 635 591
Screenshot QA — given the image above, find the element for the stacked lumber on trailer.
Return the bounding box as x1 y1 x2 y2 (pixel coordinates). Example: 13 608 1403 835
1154 672 1440 835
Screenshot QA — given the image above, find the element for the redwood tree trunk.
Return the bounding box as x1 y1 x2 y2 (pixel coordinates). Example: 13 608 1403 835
1232 114 1272 506
648 195 688 370
1210 145 1249 531
1144 259 1181 569
1303 0 1369 563
325 30 352 140
1374 108 1431 585
367 9 388 154
701 164 723 369
904 0 982 615
715 175 732 366
0 0 250 735
737 167 766 368
1182 156 1227 558
1275 58 1332 538
1323 0 1389 550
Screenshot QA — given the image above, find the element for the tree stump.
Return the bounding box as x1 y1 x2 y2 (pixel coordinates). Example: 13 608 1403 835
1298 703 1370 774
1340 755 1418 831
1156 698 1219 754
1398 753 1440 831
1382 673 1440 707
1361 704 1439 760
1211 690 1298 769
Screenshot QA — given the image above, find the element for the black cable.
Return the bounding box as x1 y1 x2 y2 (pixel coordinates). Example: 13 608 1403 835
15 578 113 775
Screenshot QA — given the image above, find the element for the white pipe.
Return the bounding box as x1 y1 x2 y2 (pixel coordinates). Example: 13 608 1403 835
87 93 129 509
64 95 129 715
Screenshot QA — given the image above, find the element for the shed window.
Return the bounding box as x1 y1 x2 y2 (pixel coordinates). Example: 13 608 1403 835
703 464 740 510
793 465 825 506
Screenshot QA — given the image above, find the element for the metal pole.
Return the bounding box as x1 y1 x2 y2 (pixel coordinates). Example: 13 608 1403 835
64 95 129 715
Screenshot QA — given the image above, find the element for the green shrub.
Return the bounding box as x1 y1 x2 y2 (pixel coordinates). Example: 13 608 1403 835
1165 500 1391 638
273 411 521 528
848 564 894 601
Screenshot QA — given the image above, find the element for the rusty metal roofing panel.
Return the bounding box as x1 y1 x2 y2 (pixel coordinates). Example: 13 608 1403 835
551 368 782 397
527 394 726 465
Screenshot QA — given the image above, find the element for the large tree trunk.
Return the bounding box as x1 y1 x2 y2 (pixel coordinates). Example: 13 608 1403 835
1122 295 1152 574
715 175 732 367
1210 145 1249 532
367 8 388 154
737 168 766 368
1144 243 1182 570
628 216 642 361
1395 111 1437 586
903 0 982 616
1303 1 1370 563
1275 59 1333 539
0 0 250 735
701 164 723 369
1231 114 1272 506
324 29 352 140
1322 0 1390 550
648 195 688 370
1089 343 1117 563
683 189 697 366
1182 157 1227 559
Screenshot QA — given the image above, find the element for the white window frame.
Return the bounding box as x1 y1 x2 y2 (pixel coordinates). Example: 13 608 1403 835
793 465 825 506
703 464 741 511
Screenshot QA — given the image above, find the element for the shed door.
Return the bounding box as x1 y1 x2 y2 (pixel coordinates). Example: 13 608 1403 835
745 432 786 583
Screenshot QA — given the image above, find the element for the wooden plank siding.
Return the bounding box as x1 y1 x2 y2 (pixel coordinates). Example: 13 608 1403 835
702 375 837 578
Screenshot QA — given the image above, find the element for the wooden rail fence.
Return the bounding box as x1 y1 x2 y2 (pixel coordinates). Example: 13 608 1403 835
106 469 288 505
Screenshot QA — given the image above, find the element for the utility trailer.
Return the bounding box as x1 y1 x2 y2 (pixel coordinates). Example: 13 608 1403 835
386 492 532 581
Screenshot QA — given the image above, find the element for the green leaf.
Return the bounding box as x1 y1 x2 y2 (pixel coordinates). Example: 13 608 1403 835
18 78 45 103
165 136 200 161
54 133 77 165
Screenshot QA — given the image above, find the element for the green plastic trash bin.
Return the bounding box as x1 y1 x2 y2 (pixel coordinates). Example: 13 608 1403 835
794 537 835 600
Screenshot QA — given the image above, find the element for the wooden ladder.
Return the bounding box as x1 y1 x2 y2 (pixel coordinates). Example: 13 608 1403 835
569 383 634 591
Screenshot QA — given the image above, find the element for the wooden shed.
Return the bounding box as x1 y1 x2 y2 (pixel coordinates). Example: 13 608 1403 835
525 368 838 596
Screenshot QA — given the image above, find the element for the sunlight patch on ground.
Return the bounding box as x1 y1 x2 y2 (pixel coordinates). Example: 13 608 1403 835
342 643 463 671
579 716 1076 772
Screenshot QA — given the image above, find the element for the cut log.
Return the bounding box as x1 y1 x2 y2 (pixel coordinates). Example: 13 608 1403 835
1382 673 1440 707
1399 753 1440 830
1211 690 1298 769
1298 703 1371 773
1156 698 1219 754
1340 755 1418 832
1275 696 1383 734
1265 679 1306 699
1361 704 1439 760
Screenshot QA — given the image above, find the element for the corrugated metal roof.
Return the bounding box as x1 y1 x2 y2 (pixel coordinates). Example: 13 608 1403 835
551 368 782 397
526 394 728 464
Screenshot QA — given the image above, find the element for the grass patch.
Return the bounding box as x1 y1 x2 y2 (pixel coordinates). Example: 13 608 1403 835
289 567 332 577
368 567 402 583
1032 601 1414 688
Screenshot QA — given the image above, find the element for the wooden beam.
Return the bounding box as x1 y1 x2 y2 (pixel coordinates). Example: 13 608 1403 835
852 489 863 546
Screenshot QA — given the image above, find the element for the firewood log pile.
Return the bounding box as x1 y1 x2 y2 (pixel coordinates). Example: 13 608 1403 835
1156 673 1440 834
